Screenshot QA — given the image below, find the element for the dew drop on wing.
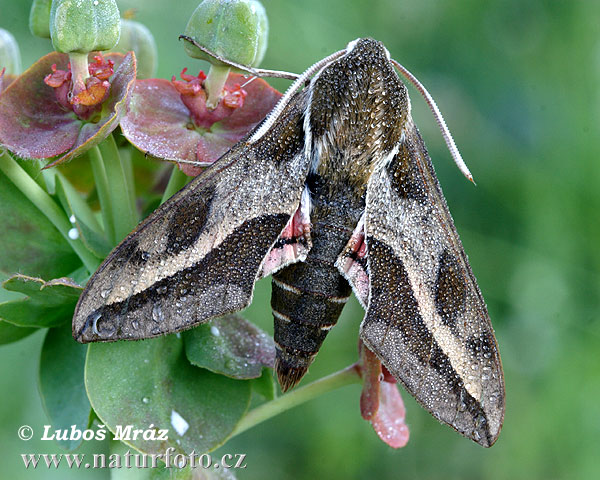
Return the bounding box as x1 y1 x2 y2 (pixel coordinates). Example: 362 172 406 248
90 311 102 335
152 304 164 323
157 285 167 295
93 312 116 338
100 288 112 299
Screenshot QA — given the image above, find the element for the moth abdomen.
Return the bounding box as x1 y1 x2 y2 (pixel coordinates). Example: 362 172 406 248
271 253 351 391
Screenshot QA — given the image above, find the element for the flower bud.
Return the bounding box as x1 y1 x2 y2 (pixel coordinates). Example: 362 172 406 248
184 0 269 68
113 19 158 79
50 0 121 54
0 28 21 75
29 0 52 39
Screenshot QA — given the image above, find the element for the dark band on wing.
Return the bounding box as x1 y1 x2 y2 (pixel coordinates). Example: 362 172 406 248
435 249 468 332
76 214 289 342
388 136 428 204
364 237 493 445
165 184 215 256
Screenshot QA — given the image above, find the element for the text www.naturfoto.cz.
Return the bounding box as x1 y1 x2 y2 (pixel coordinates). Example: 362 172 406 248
21 450 247 470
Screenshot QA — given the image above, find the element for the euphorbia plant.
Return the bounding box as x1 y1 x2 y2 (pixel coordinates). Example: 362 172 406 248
0 0 410 474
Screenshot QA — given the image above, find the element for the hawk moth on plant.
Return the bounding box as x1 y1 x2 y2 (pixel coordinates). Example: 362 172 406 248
73 38 505 447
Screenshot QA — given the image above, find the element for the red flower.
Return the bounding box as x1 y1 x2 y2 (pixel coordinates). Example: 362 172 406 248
0 52 136 167
120 70 281 176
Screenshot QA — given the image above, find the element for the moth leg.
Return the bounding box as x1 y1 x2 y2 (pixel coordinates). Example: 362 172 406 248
335 214 369 308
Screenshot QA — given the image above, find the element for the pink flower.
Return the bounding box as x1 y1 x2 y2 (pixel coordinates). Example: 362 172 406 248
358 340 410 448
120 70 281 176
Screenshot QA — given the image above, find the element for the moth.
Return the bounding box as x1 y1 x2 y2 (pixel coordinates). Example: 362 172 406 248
73 38 505 447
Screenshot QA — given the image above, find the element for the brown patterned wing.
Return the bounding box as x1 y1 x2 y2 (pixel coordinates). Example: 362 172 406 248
360 121 505 447
73 91 310 343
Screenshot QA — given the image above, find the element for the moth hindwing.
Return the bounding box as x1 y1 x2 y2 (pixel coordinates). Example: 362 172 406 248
73 38 504 447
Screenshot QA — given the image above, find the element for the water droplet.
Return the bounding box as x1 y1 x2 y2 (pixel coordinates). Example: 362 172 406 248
211 326 220 336
225 359 237 370
100 288 112 299
152 304 164 323
68 228 79 240
69 214 76 223
90 311 102 335
142 397 149 404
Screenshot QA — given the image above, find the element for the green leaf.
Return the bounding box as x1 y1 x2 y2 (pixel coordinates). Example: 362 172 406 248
85 335 251 455
184 314 275 380
0 299 74 328
39 325 91 450
0 272 37 344
0 168 80 278
3 274 82 305
0 320 37 344
0 274 81 327
251 368 276 401
0 271 24 303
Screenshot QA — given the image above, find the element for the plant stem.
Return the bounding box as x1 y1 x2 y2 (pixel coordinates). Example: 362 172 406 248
98 134 138 242
68 52 89 97
0 151 100 273
161 166 189 204
89 146 115 244
204 64 230 109
230 364 361 438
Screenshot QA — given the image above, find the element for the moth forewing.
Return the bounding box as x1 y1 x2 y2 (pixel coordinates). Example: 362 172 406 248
72 88 312 343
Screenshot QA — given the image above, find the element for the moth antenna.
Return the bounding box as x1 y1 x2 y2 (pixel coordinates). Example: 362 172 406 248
179 36 300 80
240 76 258 89
250 49 347 143
169 158 210 168
390 59 474 183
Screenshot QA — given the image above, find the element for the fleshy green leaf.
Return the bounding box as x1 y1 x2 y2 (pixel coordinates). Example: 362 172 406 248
39 325 91 450
3 274 82 305
184 314 275 380
85 335 252 455
0 272 38 344
0 168 80 278
0 274 81 328
251 368 276 401
0 320 38 344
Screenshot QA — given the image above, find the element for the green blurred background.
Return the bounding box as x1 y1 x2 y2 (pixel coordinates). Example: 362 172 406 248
1 0 599 478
